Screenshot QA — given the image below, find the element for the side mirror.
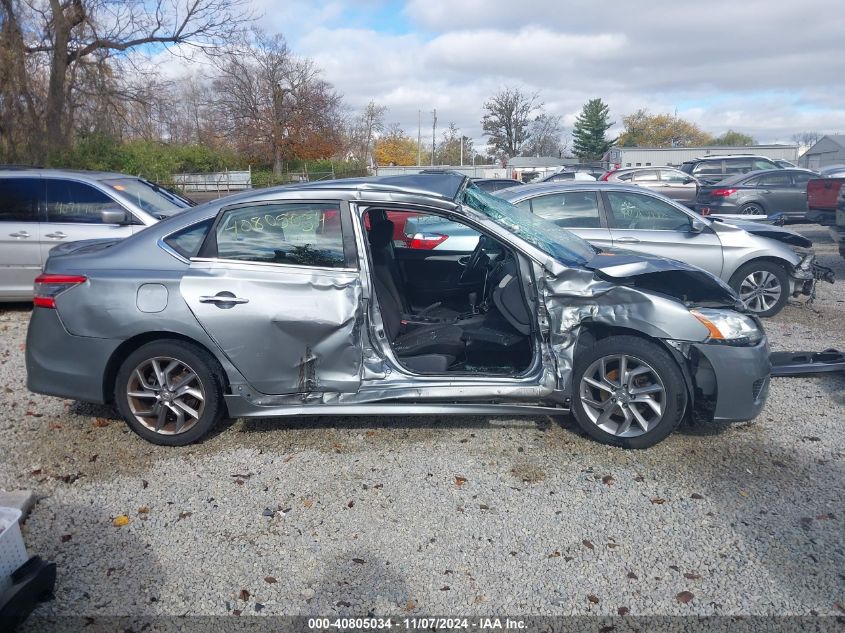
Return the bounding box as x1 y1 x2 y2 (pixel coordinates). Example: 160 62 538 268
683 177 696 185
689 218 706 233
101 208 131 225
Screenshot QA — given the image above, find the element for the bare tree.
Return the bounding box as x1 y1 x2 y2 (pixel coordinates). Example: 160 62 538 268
214 32 344 176
346 101 386 166
481 87 541 159
792 131 822 148
0 0 251 161
522 113 565 157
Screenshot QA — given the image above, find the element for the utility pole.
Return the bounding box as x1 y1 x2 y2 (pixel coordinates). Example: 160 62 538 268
431 109 437 166
417 110 422 166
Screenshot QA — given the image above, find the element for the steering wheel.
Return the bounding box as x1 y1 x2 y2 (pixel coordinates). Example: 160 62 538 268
460 236 489 283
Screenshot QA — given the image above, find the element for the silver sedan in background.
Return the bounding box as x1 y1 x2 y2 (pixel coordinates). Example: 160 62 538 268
496 182 826 317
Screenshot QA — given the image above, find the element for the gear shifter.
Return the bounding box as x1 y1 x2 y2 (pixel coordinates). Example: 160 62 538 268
468 291 478 314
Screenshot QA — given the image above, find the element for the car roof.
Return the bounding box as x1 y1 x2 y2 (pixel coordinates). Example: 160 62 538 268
681 155 773 163
612 166 683 173
0 167 137 181
279 173 468 201
496 181 657 200
716 168 815 185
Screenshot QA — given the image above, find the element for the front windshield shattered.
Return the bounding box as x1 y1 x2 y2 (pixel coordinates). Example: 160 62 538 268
462 184 595 266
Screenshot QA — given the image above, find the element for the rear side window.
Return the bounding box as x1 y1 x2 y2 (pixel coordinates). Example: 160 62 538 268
758 172 790 186
660 170 689 184
0 178 42 222
211 203 347 268
163 219 212 259
723 158 753 175
692 161 724 176
45 179 126 223
529 192 602 228
792 172 813 186
632 170 659 182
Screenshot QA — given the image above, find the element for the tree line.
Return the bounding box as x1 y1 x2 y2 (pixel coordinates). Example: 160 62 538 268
0 2 821 178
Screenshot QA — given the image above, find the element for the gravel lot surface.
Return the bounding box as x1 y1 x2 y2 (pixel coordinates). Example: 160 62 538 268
0 224 842 623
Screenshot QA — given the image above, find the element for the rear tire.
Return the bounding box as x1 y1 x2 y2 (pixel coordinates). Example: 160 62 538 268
571 335 687 449
728 260 790 317
740 202 765 216
114 340 225 446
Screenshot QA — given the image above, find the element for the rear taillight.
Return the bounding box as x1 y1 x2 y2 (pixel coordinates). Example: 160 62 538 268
406 233 448 250
33 274 87 308
711 188 737 197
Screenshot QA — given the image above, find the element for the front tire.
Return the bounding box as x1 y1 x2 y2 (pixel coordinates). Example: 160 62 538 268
571 335 687 449
114 340 225 446
729 260 790 317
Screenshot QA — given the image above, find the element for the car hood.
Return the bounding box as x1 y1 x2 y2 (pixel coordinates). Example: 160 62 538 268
710 218 813 248
583 249 740 307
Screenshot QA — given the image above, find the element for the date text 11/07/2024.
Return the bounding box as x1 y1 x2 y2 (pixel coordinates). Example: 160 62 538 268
307 618 527 630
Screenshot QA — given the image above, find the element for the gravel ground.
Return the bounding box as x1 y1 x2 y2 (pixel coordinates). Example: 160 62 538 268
0 224 842 623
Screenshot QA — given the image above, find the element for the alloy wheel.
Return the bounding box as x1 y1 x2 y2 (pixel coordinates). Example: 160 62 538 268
741 203 764 215
579 354 666 437
738 270 782 313
126 356 206 435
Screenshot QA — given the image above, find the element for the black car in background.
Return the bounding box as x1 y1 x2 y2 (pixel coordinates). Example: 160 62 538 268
680 155 781 185
695 168 818 221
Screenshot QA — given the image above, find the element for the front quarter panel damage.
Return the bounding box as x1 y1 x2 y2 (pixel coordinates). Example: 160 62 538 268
539 260 727 398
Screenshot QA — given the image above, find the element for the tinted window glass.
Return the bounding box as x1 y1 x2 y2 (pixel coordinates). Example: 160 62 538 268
692 161 724 176
792 172 813 186
660 170 689 184
753 159 776 170
214 203 346 268
616 172 633 181
724 158 753 175
743 176 762 186
632 170 659 182
529 192 601 228
45 179 122 223
163 219 213 259
607 192 692 231
0 178 42 222
758 172 790 186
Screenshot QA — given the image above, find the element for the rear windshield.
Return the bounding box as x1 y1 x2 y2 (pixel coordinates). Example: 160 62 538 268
102 178 190 218
462 184 595 266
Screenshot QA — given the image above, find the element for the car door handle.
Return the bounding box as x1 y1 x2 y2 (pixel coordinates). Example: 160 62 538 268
199 293 249 305
44 232 67 239
9 231 30 238
616 236 641 243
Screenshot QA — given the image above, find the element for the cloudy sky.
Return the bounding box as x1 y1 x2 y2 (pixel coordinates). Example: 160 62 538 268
204 0 845 149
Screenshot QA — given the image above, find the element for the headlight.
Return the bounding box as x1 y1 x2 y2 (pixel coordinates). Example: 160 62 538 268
690 308 763 346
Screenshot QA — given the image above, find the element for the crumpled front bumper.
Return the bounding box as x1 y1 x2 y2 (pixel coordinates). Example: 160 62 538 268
689 337 771 423
789 254 835 298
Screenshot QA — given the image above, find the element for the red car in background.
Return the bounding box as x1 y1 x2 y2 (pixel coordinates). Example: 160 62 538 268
807 178 845 225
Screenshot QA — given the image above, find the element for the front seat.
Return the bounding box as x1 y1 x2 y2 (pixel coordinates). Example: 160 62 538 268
367 219 460 320
371 271 466 373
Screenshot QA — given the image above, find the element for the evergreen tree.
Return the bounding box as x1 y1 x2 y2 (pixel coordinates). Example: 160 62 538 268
572 99 616 160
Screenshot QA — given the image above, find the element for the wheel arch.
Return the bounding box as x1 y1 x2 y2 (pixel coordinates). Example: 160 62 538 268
728 255 794 284
102 331 230 404
575 322 694 413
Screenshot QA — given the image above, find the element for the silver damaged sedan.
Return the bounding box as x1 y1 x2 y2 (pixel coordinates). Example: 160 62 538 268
26 174 771 448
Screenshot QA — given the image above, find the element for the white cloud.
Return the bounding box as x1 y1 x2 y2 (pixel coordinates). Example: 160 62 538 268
163 0 845 148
